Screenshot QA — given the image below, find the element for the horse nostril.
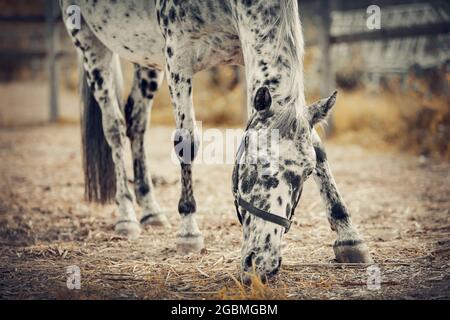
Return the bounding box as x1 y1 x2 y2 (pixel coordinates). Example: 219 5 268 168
267 257 282 278
244 252 255 270
275 258 282 273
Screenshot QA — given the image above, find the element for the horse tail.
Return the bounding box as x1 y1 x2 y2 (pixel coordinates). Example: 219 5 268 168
79 55 121 204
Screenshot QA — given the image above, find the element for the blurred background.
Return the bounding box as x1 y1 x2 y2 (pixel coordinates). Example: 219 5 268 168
0 0 449 160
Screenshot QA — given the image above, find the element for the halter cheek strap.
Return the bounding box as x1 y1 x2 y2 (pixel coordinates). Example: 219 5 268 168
232 116 294 234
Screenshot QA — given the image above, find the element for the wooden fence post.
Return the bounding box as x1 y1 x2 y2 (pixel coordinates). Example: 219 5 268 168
46 0 59 122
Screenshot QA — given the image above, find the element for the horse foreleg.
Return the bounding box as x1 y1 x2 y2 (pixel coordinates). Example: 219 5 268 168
312 131 373 263
165 50 204 254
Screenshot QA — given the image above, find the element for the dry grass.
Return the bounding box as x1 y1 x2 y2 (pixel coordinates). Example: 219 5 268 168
0 125 449 300
331 73 450 161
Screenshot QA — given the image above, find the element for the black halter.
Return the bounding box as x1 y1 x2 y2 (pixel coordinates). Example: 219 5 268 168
232 115 295 234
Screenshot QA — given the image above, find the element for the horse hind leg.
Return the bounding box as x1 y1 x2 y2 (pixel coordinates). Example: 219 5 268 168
124 65 170 227
64 14 140 239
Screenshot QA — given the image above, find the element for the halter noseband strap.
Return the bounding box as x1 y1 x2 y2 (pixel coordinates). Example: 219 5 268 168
235 197 292 232
232 115 293 234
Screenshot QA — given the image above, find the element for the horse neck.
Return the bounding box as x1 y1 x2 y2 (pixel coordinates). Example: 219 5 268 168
235 1 306 113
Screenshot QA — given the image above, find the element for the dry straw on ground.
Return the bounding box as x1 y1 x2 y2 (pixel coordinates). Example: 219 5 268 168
1 125 449 299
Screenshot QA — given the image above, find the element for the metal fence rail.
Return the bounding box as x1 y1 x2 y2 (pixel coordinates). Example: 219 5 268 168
307 0 450 134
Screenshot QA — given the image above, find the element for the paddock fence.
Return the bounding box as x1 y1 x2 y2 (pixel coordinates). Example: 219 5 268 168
0 0 448 128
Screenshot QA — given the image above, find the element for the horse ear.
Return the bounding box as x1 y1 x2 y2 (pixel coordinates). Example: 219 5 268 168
306 91 338 126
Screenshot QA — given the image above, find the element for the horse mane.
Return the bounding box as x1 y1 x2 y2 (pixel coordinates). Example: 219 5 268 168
266 1 307 137
278 0 305 104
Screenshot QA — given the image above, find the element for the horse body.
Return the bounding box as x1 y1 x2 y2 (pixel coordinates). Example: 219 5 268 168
78 0 166 68
73 0 241 70
61 0 372 282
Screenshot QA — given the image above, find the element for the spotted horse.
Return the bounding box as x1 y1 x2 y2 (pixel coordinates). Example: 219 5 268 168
61 0 373 282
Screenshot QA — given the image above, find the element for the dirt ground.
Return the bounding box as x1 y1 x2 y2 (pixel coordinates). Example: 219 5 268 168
0 124 449 300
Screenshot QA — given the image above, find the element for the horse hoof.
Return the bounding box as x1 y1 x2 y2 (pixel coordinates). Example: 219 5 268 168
140 214 171 228
333 240 373 263
177 235 204 254
114 220 141 240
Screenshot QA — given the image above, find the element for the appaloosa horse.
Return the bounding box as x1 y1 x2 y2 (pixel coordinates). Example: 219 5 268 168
61 0 372 281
